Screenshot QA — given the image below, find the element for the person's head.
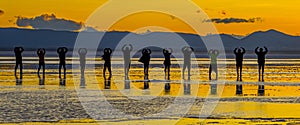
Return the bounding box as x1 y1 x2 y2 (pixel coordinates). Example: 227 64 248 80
238 49 242 53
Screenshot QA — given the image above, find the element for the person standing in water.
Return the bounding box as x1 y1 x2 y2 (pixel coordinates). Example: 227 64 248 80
208 49 219 80
102 48 112 77
37 48 46 78
122 44 133 78
78 48 87 77
139 48 151 78
163 48 172 78
181 46 194 79
255 46 268 82
14 47 24 79
234 47 246 81
57 47 68 78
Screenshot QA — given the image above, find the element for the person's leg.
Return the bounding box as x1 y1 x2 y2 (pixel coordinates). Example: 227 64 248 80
236 65 239 81
20 63 23 79
262 64 265 82
182 64 186 79
42 63 45 78
108 64 112 76
187 63 191 78
63 64 66 79
103 65 106 78
258 64 261 81
15 63 18 78
167 65 170 76
209 64 212 80
59 63 62 78
37 64 41 76
164 64 167 76
240 65 243 81
215 65 218 80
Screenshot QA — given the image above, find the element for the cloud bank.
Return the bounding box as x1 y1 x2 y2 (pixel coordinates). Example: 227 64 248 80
203 17 262 24
16 14 83 31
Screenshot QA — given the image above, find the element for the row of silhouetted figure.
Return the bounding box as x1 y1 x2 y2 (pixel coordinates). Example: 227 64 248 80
13 45 268 83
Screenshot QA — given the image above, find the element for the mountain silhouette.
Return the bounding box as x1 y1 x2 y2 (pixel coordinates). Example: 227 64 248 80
0 28 299 54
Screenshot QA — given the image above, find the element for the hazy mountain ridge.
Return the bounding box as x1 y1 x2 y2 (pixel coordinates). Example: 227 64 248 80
0 28 299 53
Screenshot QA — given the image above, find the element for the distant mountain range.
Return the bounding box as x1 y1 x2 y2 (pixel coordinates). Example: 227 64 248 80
0 28 299 54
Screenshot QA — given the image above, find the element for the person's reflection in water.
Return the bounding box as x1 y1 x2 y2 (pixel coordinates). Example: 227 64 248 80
14 47 24 79
57 47 68 79
80 77 86 88
59 78 66 86
122 44 133 78
236 84 243 96
208 49 219 80
184 78 191 95
104 76 111 89
37 48 46 78
124 76 130 89
38 75 45 85
78 48 87 78
210 83 217 95
164 77 171 93
258 84 265 96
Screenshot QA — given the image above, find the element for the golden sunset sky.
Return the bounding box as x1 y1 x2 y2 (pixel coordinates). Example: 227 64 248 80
0 0 299 35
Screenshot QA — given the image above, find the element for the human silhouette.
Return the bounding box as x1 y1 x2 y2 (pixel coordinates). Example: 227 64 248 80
164 77 171 93
102 48 112 77
122 44 133 78
138 48 151 78
144 76 149 89
181 46 194 79
163 48 172 79
208 49 219 80
14 47 24 79
234 47 246 81
258 85 265 96
59 78 66 86
57 47 68 78
37 48 46 78
39 76 45 86
255 46 268 82
78 48 87 77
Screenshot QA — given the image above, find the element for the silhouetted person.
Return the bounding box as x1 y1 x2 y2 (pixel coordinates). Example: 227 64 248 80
57 47 68 79
139 48 151 78
102 48 112 77
78 48 87 77
234 47 246 81
181 46 194 79
122 44 133 78
208 49 219 80
14 47 24 79
37 48 46 78
255 46 268 82
163 48 172 79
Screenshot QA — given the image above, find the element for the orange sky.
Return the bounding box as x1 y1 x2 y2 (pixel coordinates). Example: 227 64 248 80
0 0 299 35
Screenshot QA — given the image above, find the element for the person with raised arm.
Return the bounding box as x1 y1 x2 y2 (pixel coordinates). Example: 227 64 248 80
37 48 46 78
208 49 219 80
139 48 151 78
163 48 172 78
255 46 268 82
181 46 194 79
102 48 112 77
78 48 87 77
234 47 246 81
122 44 133 78
14 47 24 79
57 47 68 79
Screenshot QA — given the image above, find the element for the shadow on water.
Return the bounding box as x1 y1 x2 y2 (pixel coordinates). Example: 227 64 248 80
59 78 66 86
104 76 111 89
236 83 243 96
124 77 130 89
258 83 265 96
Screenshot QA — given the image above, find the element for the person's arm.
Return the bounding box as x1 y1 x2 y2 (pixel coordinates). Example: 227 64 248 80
148 49 152 54
169 48 173 54
241 47 246 54
264 46 268 54
190 47 194 52
57 48 60 54
255 47 259 54
163 49 167 54
208 49 213 55
108 48 112 54
42 48 46 55
181 47 186 53
122 45 126 52
20 47 24 53
64 47 68 53
129 44 133 51
215 50 219 56
234 48 238 54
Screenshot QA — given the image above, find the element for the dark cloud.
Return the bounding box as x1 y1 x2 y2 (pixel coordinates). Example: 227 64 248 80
203 17 263 24
16 14 82 31
0 10 4 15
